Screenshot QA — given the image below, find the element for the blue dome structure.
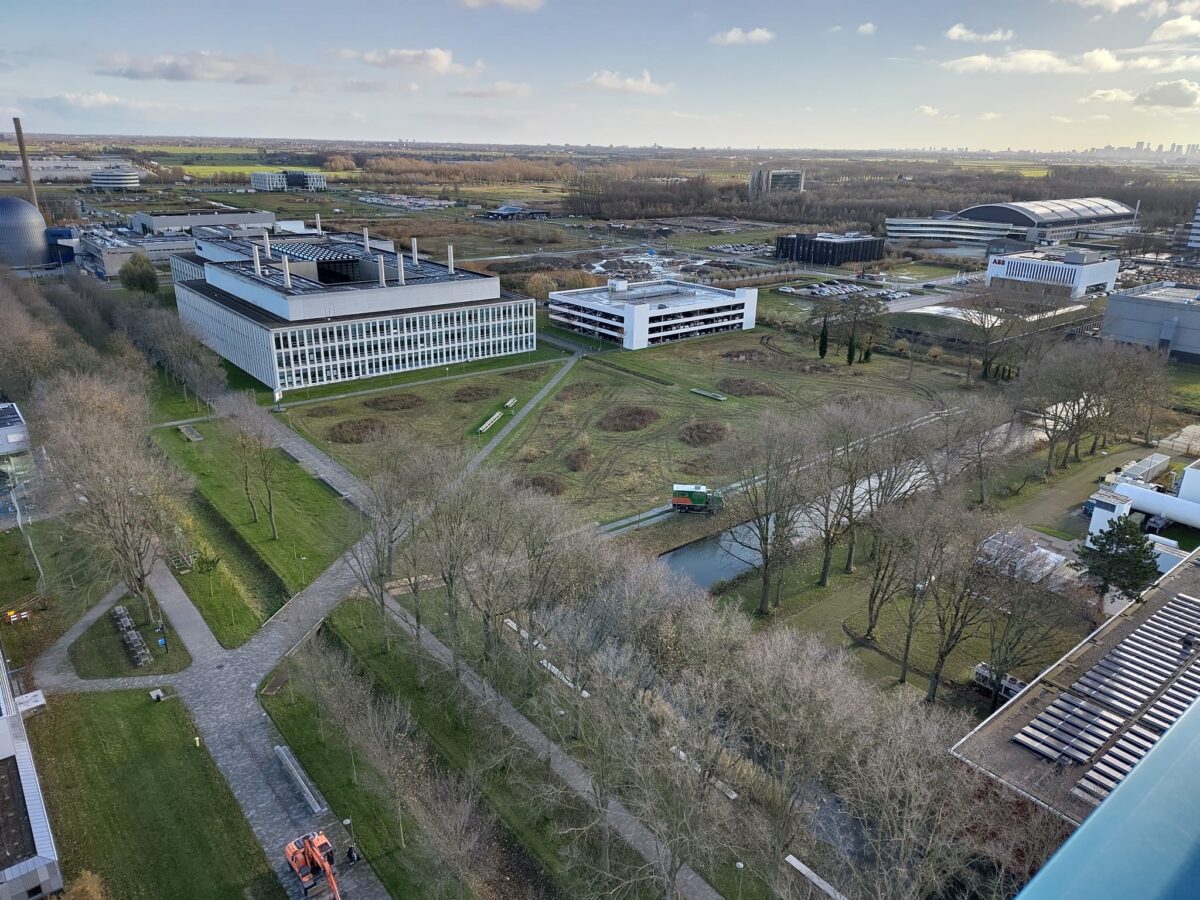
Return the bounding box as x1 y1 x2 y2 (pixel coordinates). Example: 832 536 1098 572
0 197 49 268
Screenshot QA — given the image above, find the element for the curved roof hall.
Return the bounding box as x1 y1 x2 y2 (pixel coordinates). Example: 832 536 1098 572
955 197 1137 227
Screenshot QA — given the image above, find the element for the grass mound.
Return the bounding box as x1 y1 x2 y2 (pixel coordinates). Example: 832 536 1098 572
511 365 551 382
454 384 499 403
364 392 425 411
717 377 781 398
557 381 602 401
596 406 661 432
516 474 567 496
680 420 730 447
720 349 769 363
789 360 839 375
305 405 339 418
329 417 386 444
564 445 593 472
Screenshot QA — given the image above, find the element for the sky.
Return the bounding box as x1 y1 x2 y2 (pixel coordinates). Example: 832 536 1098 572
4 0 1200 151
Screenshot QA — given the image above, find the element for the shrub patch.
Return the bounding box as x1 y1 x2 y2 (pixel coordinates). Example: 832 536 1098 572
596 406 661 432
329 418 387 444
716 377 781 398
364 393 425 411
680 420 730 447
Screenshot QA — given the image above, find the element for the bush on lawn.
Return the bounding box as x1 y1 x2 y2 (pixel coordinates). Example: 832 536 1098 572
364 393 425 411
597 406 660 432
329 418 387 444
564 444 593 472
716 377 781 397
680 420 730 447
516 474 567 496
453 385 499 403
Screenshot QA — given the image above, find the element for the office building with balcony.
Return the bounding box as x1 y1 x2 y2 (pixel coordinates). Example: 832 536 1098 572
547 278 757 350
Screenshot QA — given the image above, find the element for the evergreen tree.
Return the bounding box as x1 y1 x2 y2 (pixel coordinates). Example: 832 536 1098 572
1079 515 1160 602
846 331 856 367
118 253 158 297
818 316 829 359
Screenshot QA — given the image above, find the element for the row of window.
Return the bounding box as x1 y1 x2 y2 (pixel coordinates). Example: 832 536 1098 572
272 304 529 350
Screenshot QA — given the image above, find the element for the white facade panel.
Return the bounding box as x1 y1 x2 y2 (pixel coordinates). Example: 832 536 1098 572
176 284 280 388
985 253 1118 298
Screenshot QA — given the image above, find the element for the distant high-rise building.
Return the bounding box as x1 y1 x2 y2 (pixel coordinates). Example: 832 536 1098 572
748 168 805 198
1136 141 1145 151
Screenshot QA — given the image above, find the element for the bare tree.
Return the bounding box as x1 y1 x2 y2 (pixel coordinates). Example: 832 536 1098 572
222 397 284 539
720 412 806 615
32 371 184 623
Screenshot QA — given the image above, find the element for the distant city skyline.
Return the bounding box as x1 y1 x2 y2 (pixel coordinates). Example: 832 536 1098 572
4 0 1200 150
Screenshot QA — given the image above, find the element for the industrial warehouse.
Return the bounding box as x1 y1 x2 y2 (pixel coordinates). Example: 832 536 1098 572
171 227 535 394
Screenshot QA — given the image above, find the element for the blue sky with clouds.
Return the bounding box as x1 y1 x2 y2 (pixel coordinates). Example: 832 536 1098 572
4 0 1200 149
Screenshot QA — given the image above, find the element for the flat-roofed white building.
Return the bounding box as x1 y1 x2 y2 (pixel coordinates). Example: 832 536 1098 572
0 651 62 900
171 229 535 395
250 172 288 192
1103 281 1200 362
89 168 141 190
985 248 1118 299
129 209 276 235
547 278 757 350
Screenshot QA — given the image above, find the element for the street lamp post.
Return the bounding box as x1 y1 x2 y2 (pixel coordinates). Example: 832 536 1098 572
735 861 745 900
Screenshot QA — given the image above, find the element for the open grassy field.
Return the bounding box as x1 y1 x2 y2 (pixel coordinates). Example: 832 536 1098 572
284 361 563 473
662 224 795 251
1168 361 1200 411
887 261 965 280
28 692 283 900
67 597 191 678
154 422 351 594
952 160 1051 178
499 330 957 522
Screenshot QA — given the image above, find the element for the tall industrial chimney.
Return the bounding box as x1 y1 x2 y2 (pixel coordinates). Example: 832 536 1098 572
12 118 38 209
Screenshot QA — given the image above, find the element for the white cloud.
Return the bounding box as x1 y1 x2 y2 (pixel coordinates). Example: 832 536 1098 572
33 91 159 113
709 27 775 45
584 69 673 95
941 46 1142 73
1051 115 1076 122
1150 14 1200 39
857 22 876 35
1079 86 1137 101
979 111 1002 120
458 0 543 9
349 48 483 76
340 79 390 93
96 50 292 84
945 23 1014 42
828 25 842 32
1063 0 1160 11
450 80 531 98
1135 77 1200 105
914 104 940 116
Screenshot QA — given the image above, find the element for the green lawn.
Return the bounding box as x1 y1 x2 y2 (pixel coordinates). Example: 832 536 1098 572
500 330 957 522
28 693 283 900
148 369 202 424
169 494 290 648
283 362 562 474
67 598 191 678
886 262 965 281
154 422 351 593
1168 361 1200 411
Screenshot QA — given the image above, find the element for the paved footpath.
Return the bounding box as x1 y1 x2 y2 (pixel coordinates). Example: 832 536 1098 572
32 358 723 900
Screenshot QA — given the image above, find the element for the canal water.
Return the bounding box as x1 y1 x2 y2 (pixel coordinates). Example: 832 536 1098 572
660 523 762 590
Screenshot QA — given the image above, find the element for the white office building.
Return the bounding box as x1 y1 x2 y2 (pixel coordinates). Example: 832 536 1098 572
250 170 327 192
250 172 288 192
985 248 1119 299
89 168 141 190
171 229 535 394
1186 200 1200 252
547 278 757 350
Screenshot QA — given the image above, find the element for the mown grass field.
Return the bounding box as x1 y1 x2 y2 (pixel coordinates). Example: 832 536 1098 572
499 330 957 522
28 692 283 900
67 598 191 678
154 422 351 594
284 361 564 473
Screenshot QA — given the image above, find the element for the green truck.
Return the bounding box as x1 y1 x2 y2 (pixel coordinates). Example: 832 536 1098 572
671 483 722 515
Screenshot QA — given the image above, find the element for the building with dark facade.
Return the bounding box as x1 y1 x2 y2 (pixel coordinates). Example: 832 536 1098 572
774 231 885 267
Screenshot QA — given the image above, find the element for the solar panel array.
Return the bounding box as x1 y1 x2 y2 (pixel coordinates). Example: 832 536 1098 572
1012 593 1200 805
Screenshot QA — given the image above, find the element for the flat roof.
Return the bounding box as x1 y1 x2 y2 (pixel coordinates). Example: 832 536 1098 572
181 278 516 328
134 208 274 218
550 278 738 310
997 249 1115 263
1115 282 1200 304
788 232 880 243
953 554 1200 824
213 250 485 297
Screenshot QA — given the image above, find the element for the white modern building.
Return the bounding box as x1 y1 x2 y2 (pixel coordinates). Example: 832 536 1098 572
0 653 62 900
130 209 276 235
1103 281 1200 363
1185 200 1200 252
251 170 327 192
171 228 535 394
79 228 194 280
89 168 140 190
887 197 1139 252
985 248 1119 299
547 278 757 350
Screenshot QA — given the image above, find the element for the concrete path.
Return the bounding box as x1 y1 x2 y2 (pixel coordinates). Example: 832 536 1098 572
466 352 580 473
383 596 722 900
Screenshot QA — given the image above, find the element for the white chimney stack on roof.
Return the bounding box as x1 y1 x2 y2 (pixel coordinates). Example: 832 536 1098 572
263 231 272 259
447 244 455 275
362 226 370 252
282 254 292 289
377 254 386 287
315 213 322 234
411 238 418 266
397 254 406 285
252 244 262 276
